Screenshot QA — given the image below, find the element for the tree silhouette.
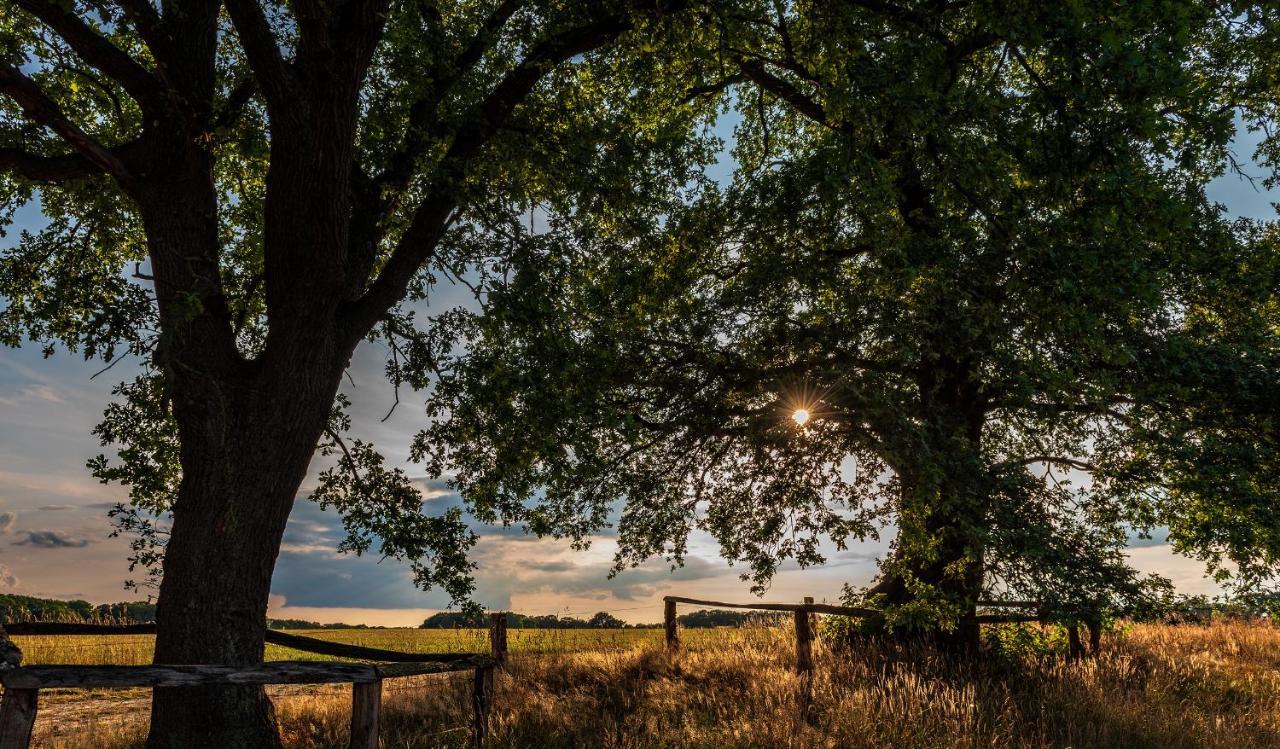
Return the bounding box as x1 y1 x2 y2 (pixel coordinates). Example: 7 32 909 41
1 1 704 745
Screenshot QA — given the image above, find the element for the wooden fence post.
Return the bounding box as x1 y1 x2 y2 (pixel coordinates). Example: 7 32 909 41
1086 618 1102 658
664 599 678 653
793 607 813 676
803 597 818 643
472 665 494 748
0 690 37 749
0 624 37 749
349 679 382 749
1067 624 1084 662
794 605 814 716
489 613 508 666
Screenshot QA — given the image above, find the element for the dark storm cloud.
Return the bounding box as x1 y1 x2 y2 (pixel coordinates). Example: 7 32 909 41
15 529 90 548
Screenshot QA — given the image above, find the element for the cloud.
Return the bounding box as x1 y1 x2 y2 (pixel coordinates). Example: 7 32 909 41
0 384 66 408
0 563 17 589
0 511 15 534
14 529 91 548
409 477 455 501
831 548 883 563
277 503 344 557
279 542 343 556
1126 526 1170 549
38 504 76 512
1126 542 1219 596
540 553 727 602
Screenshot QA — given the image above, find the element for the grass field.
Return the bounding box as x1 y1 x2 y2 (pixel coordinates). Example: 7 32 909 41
7 620 1280 748
10 626 684 666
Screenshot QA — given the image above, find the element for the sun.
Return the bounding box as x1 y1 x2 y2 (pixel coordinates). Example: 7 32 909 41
792 408 810 426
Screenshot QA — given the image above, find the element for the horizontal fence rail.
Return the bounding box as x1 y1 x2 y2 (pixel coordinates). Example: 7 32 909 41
661 595 1104 675
0 620 503 749
1 622 491 665
1 660 488 690
661 595 882 619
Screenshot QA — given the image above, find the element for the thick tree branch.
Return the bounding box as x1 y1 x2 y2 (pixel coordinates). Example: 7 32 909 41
345 3 687 333
736 58 833 128
212 76 258 131
345 0 527 286
684 72 748 102
0 139 144 183
223 0 296 114
450 0 527 87
334 0 396 56
0 63 137 192
12 0 162 107
113 0 169 63
290 0 331 55
1000 456 1097 473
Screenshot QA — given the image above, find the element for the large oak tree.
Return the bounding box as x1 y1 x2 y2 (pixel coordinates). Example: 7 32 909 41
0 1 712 746
424 0 1280 648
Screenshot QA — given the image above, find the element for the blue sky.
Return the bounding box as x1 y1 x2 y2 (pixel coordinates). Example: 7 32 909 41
0 118 1275 625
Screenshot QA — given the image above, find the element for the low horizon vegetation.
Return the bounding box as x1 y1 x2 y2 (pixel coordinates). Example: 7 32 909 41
1 592 783 631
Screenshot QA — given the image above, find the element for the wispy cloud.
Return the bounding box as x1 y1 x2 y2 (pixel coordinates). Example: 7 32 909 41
0 511 15 534
0 384 66 408
0 563 17 589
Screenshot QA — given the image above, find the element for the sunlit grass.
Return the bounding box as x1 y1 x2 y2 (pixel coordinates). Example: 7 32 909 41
10 625 750 665
13 620 1280 748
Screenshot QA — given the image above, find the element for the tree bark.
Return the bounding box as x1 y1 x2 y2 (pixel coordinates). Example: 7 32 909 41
863 380 989 653
145 347 346 748
146 465 290 748
863 513 986 653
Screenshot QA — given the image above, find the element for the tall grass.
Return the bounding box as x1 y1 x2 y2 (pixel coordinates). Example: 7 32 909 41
14 620 1280 748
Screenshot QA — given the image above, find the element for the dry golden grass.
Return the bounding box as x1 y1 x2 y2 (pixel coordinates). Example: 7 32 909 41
12 620 1280 748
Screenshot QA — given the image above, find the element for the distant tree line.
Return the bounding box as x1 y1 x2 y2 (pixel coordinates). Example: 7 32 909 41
264 618 381 630
676 609 785 628
421 609 782 629
0 593 373 629
421 611 630 629
0 593 156 624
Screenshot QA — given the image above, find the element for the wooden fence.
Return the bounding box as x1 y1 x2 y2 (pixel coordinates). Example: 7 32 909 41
662 595 1104 680
0 617 513 749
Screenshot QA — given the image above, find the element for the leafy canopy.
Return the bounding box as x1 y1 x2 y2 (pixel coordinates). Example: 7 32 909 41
422 0 1280 622
1 0 723 604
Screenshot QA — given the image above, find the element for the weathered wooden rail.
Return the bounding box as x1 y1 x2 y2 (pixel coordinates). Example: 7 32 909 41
662 595 1104 678
0 620 508 749
975 600 1102 660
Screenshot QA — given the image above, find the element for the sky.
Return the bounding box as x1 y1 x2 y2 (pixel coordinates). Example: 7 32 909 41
0 120 1275 627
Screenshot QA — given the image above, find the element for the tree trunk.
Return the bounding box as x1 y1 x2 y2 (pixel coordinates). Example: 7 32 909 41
147 471 290 748
146 362 342 748
863 515 986 653
863 386 989 653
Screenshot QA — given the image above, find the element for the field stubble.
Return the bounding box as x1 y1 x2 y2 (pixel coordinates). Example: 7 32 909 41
6 620 1280 748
